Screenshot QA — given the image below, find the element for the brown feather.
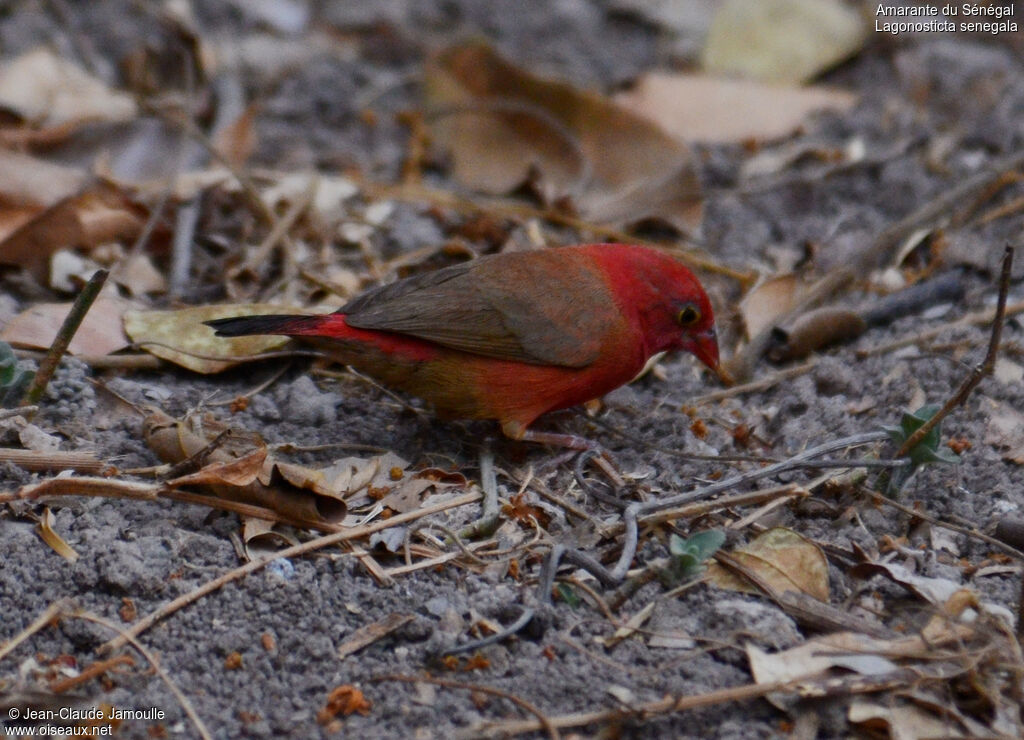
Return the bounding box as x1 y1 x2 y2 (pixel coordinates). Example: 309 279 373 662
341 249 617 368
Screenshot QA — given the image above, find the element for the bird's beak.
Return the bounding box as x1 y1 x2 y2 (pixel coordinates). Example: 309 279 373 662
688 328 730 384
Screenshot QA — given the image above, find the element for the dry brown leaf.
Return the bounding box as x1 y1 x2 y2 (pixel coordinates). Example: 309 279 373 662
707 527 829 602
240 516 299 549
848 699 973 740
0 183 148 284
748 632 900 687
336 614 415 659
144 409 348 525
601 601 655 648
849 560 965 606
123 304 306 373
702 0 867 84
109 253 167 296
168 448 268 489
424 41 701 231
739 273 806 339
0 47 137 126
0 296 133 356
0 149 86 208
616 73 856 144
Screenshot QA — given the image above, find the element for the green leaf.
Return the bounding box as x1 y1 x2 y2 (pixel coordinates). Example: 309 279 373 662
555 583 581 608
885 405 961 466
881 404 961 495
661 530 726 586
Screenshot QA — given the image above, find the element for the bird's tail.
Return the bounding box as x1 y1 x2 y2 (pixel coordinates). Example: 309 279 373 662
205 314 335 338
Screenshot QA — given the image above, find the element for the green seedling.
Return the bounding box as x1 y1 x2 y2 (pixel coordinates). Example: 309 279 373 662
659 529 726 587
882 404 961 494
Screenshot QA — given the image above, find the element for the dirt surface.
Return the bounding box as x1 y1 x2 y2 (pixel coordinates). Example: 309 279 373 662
2 1 1024 738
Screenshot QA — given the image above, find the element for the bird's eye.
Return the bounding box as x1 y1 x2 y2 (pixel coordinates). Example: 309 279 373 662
677 304 701 326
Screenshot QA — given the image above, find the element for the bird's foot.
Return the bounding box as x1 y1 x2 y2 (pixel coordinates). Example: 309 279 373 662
573 449 632 508
501 420 627 489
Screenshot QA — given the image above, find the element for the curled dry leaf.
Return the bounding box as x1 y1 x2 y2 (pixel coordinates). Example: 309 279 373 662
748 632 900 687
848 699 977 740
0 183 149 285
702 0 867 84
616 73 856 144
33 506 79 562
849 559 965 606
0 149 86 209
739 273 806 339
123 304 307 373
424 41 701 232
707 527 829 602
144 408 347 526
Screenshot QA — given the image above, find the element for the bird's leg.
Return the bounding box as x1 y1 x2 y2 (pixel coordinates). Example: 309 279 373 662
501 420 626 489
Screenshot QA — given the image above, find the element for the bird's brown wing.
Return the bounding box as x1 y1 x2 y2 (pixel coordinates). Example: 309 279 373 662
341 250 617 368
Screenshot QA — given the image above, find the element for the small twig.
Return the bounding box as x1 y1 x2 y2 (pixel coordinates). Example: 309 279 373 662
459 444 501 539
895 245 1013 458
689 360 817 405
443 541 567 656
14 350 163 369
49 654 134 693
0 448 107 474
169 198 200 296
235 174 316 277
374 674 560 740
206 363 291 406
857 298 1024 358
21 269 109 407
0 599 68 663
473 676 835 736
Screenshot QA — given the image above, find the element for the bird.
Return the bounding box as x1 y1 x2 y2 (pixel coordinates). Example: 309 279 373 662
206 243 720 450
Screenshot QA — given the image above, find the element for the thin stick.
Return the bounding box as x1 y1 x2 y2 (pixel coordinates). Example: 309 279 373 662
99 490 481 652
895 246 1013 458
689 360 816 405
473 677 827 736
14 350 163 369
0 448 107 474
21 269 108 407
0 599 67 663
